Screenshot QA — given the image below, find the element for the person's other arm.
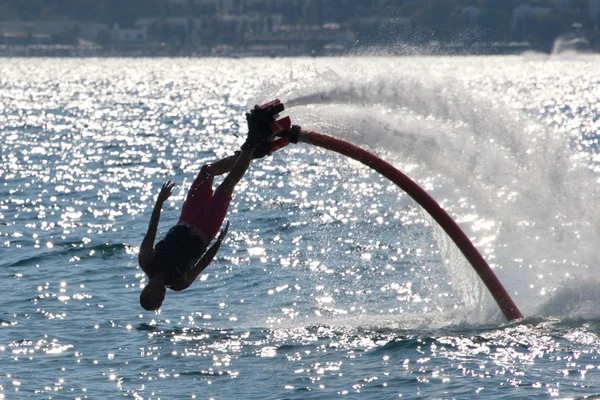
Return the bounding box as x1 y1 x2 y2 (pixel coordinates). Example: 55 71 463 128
182 221 230 288
139 181 175 271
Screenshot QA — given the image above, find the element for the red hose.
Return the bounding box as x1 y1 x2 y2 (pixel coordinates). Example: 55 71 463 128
301 130 523 321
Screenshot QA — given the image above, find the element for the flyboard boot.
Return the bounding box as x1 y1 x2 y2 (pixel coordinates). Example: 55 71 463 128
242 99 292 159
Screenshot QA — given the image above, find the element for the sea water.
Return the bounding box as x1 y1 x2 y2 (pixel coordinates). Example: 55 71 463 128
1 55 600 398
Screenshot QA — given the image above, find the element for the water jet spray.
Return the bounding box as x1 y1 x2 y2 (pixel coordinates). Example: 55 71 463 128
260 99 523 322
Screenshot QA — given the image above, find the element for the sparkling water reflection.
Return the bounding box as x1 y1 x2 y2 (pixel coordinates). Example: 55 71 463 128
1 56 600 398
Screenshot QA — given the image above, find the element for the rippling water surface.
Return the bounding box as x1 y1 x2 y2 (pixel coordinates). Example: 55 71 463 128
2 56 600 398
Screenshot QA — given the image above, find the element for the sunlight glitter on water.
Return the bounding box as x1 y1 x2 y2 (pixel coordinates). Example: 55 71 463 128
1 56 600 398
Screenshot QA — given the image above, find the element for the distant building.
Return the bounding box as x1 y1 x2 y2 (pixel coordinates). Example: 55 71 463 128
192 0 228 14
549 0 572 12
110 25 147 43
245 22 339 54
0 21 109 43
462 6 480 25
591 0 600 24
0 30 52 46
511 4 552 37
136 17 202 46
512 4 552 24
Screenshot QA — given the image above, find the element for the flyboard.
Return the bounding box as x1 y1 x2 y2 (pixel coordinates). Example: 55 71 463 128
256 99 523 322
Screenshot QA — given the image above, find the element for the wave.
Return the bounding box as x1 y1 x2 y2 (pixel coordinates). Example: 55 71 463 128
2 242 136 269
0 318 17 327
135 312 600 359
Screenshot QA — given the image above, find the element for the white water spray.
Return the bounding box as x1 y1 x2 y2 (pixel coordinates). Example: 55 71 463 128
262 57 600 322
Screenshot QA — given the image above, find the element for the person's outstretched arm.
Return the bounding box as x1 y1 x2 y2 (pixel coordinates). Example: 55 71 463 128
182 221 230 288
139 180 175 270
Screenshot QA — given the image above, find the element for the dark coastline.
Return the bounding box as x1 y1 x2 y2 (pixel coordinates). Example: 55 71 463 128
2 42 594 58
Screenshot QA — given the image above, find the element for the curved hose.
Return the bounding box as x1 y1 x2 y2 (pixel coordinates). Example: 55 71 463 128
295 129 523 321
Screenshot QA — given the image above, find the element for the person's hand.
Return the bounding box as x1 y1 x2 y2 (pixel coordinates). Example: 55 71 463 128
157 180 175 203
217 221 230 242
242 106 274 149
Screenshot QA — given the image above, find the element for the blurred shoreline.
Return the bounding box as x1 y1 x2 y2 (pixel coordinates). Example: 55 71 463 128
1 0 599 59
1 41 582 58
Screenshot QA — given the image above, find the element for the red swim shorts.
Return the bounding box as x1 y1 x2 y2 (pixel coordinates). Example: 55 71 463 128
178 174 232 240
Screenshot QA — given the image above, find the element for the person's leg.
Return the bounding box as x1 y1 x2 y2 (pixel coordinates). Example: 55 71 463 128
218 148 254 195
199 148 254 239
204 137 289 177
179 150 247 224
179 148 246 225
178 165 214 225
203 153 240 177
